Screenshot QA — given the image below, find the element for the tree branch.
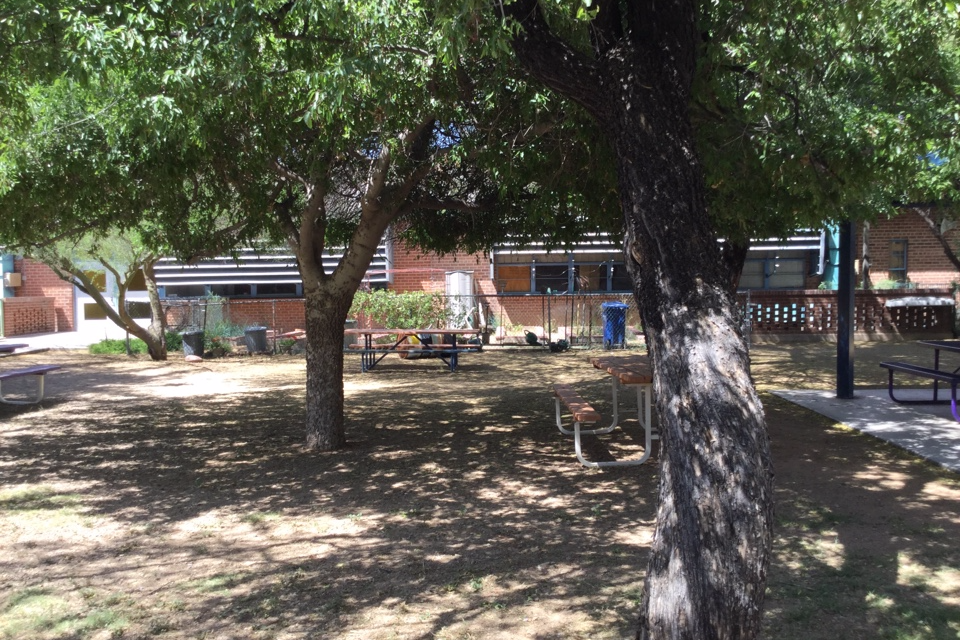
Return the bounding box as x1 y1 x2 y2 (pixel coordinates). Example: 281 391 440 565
589 0 623 57
912 205 960 271
498 0 607 120
409 195 494 213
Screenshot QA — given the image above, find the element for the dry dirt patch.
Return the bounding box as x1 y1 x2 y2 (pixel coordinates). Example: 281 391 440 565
0 342 957 639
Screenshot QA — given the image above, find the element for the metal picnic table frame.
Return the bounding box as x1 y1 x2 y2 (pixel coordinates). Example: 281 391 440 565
563 354 657 467
344 328 481 372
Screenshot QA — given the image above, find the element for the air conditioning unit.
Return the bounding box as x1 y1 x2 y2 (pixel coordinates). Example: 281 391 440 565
3 272 22 287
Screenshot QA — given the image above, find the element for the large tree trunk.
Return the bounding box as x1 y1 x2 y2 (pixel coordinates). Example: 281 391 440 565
617 120 773 640
505 1 773 637
616 79 773 640
303 286 351 450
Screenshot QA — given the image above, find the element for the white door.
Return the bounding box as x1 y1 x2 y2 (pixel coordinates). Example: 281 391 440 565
75 266 151 339
445 271 475 328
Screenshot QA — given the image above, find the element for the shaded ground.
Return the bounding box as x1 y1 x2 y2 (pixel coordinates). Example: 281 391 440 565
0 341 957 639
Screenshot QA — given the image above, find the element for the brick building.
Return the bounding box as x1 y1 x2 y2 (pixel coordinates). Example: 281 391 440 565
2 209 959 338
858 211 960 289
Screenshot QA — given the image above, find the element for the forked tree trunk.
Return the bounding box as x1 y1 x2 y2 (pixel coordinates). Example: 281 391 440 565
303 286 352 450
57 262 169 361
505 1 774 637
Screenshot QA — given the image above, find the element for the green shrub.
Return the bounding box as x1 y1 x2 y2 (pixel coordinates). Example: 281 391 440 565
203 321 244 352
88 338 149 355
350 290 446 329
165 331 183 352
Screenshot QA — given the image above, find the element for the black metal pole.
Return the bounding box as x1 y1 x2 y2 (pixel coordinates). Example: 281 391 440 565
837 220 856 398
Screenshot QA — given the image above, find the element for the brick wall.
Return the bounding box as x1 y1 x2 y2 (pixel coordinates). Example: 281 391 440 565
1 297 57 335
164 298 307 335
225 299 306 333
390 245 490 294
14 258 75 331
859 213 960 288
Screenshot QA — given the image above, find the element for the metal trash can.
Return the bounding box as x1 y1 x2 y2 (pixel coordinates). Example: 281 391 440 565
343 319 358 350
244 326 269 354
601 301 628 349
181 330 205 357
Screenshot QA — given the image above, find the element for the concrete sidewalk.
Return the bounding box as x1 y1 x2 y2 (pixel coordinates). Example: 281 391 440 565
0 330 104 351
774 388 960 473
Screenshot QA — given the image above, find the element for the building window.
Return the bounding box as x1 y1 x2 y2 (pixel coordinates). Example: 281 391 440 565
534 264 571 293
495 261 633 294
126 270 147 291
889 239 908 283
496 265 531 293
163 285 207 298
256 283 298 297
609 264 633 291
209 284 252 297
82 269 108 292
83 302 107 320
125 301 152 319
739 252 809 290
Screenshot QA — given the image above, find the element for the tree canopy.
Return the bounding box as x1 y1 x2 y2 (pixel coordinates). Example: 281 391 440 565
694 0 960 241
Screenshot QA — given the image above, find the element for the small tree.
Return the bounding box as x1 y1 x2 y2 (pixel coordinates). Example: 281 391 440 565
32 233 168 360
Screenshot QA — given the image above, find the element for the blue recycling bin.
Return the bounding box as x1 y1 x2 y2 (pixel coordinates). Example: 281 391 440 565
601 301 628 349
181 330 205 357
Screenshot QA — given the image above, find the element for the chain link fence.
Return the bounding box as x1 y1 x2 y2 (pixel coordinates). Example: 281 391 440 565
479 293 643 347
160 294 648 352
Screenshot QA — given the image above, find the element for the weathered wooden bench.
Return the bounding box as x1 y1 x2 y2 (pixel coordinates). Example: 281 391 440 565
555 383 634 468
554 379 659 468
880 361 960 421
0 365 62 405
553 384 603 431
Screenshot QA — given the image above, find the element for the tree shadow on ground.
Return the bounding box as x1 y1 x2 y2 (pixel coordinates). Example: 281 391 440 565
1 346 958 639
763 394 960 639
0 349 657 639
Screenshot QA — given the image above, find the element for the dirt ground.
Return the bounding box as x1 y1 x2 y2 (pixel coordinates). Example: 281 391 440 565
0 341 958 639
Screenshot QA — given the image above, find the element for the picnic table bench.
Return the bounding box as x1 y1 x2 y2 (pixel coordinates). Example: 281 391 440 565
0 343 29 356
880 339 960 422
880 362 960 422
0 364 61 405
552 354 658 468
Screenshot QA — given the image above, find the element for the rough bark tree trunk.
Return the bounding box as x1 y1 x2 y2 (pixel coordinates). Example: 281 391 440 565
141 261 168 360
303 286 351 450
616 81 773 640
505 1 774 637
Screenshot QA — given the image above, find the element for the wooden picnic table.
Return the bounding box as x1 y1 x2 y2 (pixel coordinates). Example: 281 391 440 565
553 353 656 467
344 328 482 372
